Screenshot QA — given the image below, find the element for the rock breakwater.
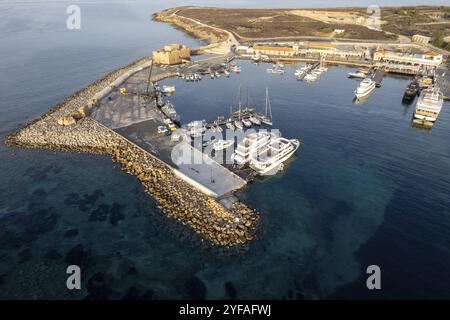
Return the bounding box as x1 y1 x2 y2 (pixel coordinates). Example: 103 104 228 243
4 56 259 247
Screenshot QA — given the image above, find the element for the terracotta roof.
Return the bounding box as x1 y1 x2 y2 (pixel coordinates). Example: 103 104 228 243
424 51 440 57
308 43 336 49
253 45 294 52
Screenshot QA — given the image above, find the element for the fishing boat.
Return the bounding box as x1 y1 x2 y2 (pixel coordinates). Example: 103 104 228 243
213 139 234 151
403 81 420 101
413 87 444 123
224 70 230 77
161 101 180 123
259 88 273 126
250 137 300 175
355 77 376 99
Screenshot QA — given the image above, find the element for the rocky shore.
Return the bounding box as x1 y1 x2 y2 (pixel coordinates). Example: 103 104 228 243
153 8 228 46
5 56 259 247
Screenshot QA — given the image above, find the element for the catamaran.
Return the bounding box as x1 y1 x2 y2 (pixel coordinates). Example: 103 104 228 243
258 88 273 126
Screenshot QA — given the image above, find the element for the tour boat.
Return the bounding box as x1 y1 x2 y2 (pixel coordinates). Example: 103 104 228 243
231 132 275 166
250 137 300 175
413 87 444 122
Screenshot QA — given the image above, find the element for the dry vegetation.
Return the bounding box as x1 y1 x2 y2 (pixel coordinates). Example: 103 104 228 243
174 7 395 41
157 6 450 45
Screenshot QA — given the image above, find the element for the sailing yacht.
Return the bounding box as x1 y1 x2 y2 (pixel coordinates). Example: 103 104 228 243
259 88 273 126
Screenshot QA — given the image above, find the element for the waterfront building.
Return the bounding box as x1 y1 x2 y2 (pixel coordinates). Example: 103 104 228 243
252 44 295 57
152 44 191 65
373 49 443 67
412 34 431 45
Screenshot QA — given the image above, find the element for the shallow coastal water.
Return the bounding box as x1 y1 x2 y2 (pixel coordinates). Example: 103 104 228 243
1 1 450 299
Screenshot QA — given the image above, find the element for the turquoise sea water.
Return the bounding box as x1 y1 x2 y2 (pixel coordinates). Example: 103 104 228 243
0 1 450 299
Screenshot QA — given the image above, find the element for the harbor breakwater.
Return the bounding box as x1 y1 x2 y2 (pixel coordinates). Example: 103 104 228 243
4 56 259 247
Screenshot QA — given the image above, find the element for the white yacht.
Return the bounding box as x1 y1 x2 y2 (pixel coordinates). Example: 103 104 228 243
231 132 275 166
231 65 241 73
249 116 261 125
242 118 252 127
267 67 285 74
226 121 235 131
234 120 244 130
413 87 444 122
161 85 176 94
250 137 300 175
213 139 234 151
304 73 318 82
348 71 366 79
355 78 376 99
187 120 207 138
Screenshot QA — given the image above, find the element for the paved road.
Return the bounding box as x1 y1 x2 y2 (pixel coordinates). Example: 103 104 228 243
171 9 240 53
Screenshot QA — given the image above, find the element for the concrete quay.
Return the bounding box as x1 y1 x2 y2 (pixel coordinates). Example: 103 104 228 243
4 56 259 247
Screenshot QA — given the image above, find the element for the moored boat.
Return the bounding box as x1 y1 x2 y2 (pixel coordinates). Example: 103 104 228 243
355 77 376 99
213 139 234 151
413 87 443 122
250 137 300 175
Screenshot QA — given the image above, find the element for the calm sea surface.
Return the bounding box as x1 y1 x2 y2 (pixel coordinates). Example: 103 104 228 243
0 1 449 299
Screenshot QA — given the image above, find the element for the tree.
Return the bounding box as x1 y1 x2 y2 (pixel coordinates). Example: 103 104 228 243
431 31 445 48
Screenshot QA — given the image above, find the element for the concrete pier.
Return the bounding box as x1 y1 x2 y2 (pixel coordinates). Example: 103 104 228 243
4 55 259 247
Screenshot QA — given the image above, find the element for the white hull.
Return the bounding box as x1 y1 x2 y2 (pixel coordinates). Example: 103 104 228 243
213 140 234 151
250 139 300 175
242 119 252 127
249 116 261 125
226 122 235 131
355 80 376 99
234 120 244 130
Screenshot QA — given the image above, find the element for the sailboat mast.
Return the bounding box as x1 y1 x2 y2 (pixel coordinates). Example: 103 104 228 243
267 88 272 120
